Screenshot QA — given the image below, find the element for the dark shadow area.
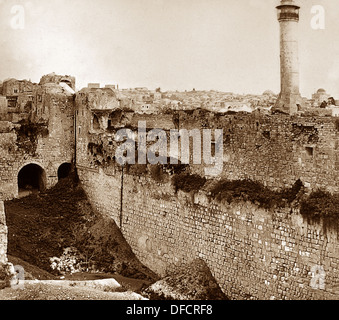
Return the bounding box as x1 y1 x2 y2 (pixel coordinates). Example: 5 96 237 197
58 163 72 181
18 164 46 196
6 172 158 284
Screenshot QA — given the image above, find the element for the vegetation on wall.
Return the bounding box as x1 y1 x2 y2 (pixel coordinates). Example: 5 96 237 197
15 119 49 155
163 159 188 176
209 178 303 209
172 172 207 193
149 164 166 182
300 190 339 233
205 178 339 233
130 160 188 183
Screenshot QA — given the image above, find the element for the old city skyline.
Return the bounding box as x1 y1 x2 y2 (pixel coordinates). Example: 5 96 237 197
0 0 338 98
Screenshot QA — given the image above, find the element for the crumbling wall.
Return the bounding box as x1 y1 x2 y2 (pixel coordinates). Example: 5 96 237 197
39 74 76 91
178 111 339 192
75 106 339 300
76 107 339 193
0 86 75 200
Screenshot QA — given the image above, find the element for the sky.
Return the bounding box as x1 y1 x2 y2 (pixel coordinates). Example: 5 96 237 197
0 0 338 98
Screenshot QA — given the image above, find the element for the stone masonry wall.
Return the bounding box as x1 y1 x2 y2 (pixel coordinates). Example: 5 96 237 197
0 87 75 200
0 201 7 265
75 105 339 300
0 81 75 278
179 111 339 193
75 103 339 194
78 168 339 300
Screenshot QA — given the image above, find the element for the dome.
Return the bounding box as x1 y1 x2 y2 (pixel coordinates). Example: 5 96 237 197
317 88 326 94
263 90 275 96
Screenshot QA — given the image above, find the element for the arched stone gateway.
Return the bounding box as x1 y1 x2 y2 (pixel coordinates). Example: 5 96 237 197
17 164 46 197
57 163 72 181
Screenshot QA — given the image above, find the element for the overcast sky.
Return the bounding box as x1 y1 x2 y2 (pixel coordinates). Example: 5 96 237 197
0 0 338 97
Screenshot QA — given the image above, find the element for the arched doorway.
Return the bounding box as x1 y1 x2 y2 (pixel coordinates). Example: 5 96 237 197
58 163 72 181
18 164 46 196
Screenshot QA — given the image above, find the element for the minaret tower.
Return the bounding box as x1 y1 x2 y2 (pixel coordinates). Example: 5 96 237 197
273 0 303 115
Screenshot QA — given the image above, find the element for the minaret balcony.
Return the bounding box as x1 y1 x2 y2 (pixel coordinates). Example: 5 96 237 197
278 11 299 21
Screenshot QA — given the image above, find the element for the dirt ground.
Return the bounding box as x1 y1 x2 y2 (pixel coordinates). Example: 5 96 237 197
2 172 227 301
0 282 146 300
0 255 150 300
3 172 157 300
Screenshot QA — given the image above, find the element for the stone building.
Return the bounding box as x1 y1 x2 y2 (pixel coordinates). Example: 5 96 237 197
40 73 76 91
1 79 36 116
312 88 331 107
88 83 100 89
0 97 7 116
76 86 121 135
0 74 75 200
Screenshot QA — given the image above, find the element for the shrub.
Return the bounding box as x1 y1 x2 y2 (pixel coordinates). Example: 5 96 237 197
210 179 303 209
280 179 303 203
15 120 49 155
172 173 206 193
210 179 276 208
300 189 339 232
50 247 86 275
149 165 165 182
163 158 188 175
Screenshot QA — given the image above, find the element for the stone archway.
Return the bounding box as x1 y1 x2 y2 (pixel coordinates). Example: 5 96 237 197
57 163 72 181
17 163 46 197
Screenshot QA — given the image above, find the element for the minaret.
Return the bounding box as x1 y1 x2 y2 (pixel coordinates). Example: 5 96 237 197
273 0 303 115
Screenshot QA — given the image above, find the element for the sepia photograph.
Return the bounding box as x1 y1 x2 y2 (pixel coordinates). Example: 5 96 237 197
0 0 338 309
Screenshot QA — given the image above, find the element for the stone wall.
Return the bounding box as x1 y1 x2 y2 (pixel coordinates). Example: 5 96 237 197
2 86 338 298
75 103 339 193
77 167 339 300
0 200 12 286
0 85 75 200
75 105 339 300
178 111 339 193
0 201 7 265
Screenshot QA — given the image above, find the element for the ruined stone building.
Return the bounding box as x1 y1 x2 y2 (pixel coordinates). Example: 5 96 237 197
1 0 339 300
0 70 338 299
0 74 75 200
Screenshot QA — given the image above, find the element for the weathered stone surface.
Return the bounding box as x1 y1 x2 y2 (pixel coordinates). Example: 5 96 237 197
0 201 7 266
77 166 339 300
142 258 228 300
0 263 15 289
0 76 75 200
0 199 13 289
